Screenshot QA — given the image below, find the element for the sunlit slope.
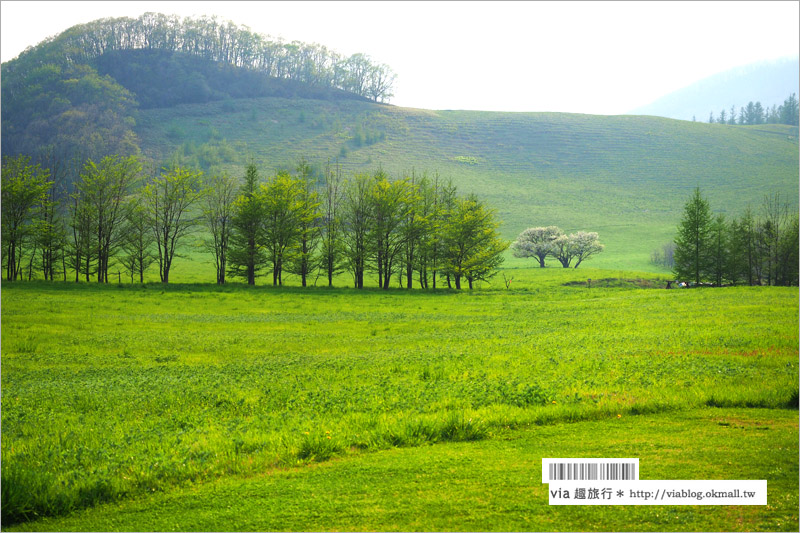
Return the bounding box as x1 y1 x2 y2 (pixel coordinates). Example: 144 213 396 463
136 98 799 271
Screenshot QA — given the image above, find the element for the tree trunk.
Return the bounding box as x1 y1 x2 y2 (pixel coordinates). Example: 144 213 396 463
454 274 460 290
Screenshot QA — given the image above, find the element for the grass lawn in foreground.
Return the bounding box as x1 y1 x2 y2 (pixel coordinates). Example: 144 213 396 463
1 267 797 529
9 408 798 532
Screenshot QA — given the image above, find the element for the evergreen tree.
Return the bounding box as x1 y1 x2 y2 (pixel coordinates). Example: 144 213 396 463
744 102 756 124
227 163 266 285
780 93 799 126
673 187 713 284
753 101 764 124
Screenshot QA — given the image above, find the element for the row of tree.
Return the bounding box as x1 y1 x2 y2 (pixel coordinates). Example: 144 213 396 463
510 226 604 268
701 93 800 126
7 12 396 103
2 154 509 290
673 188 798 286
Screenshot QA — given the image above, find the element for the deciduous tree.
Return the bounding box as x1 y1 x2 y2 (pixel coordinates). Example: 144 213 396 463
202 172 238 284
319 160 345 287
567 231 604 268
440 194 508 289
1 155 52 281
511 226 562 267
76 155 141 282
142 165 204 283
286 160 322 287
341 173 373 289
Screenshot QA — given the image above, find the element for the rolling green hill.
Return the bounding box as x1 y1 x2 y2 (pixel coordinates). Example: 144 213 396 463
135 97 800 272
2 14 798 276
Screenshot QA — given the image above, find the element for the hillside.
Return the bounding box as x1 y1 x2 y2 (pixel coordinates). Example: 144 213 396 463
135 98 800 272
2 14 798 275
0 13 390 161
629 57 800 121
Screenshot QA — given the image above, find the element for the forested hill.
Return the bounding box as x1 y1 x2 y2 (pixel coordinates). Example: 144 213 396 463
1 12 394 162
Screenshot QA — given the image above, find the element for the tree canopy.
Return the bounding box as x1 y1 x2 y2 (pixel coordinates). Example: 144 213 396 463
1 12 396 167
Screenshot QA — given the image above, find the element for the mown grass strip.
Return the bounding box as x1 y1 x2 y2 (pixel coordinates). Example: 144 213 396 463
9 407 798 532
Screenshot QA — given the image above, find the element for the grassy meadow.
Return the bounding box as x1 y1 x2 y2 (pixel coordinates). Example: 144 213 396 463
136 98 800 271
2 267 798 530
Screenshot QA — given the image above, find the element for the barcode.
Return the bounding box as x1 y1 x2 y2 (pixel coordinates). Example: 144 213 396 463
548 462 636 480
542 458 640 482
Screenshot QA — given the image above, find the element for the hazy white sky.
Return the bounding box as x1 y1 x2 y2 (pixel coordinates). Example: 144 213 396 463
1 1 798 114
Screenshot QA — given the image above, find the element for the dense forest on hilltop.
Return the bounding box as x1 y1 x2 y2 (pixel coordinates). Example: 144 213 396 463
1 12 395 167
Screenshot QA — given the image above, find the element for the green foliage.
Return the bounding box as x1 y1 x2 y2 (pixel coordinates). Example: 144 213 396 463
74 155 142 282
674 187 713 283
672 189 798 286
439 195 508 288
1 155 53 281
142 165 204 283
1 12 398 168
1 59 140 163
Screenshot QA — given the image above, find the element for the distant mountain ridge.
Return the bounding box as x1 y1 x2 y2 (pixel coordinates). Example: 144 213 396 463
628 57 799 121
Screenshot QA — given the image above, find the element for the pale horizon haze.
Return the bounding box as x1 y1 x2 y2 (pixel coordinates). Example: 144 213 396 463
1 0 798 114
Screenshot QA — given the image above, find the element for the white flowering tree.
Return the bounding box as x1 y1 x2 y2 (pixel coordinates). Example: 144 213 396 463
566 231 604 268
511 226 563 267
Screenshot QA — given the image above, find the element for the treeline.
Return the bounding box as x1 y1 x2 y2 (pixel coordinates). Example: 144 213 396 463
2 154 508 290
5 12 395 103
671 188 798 286
702 93 799 126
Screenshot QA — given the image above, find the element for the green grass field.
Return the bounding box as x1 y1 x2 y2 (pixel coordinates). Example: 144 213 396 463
8 408 798 532
135 99 800 271
2 268 797 530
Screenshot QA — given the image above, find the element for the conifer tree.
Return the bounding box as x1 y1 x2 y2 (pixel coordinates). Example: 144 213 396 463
673 187 713 284
227 162 266 285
